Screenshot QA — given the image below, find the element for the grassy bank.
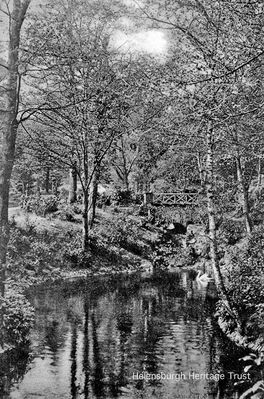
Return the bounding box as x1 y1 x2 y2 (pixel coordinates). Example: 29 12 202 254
7 206 159 286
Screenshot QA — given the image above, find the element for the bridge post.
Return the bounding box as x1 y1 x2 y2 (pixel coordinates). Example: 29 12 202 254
143 192 153 205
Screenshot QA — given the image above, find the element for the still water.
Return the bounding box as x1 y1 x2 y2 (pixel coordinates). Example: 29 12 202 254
1 271 246 399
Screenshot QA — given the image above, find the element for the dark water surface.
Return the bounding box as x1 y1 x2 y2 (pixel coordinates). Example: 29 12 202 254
1 271 246 399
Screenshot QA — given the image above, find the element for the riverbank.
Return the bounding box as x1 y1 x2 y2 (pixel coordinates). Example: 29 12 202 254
7 206 158 287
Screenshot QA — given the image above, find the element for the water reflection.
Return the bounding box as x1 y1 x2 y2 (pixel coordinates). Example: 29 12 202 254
1 271 246 399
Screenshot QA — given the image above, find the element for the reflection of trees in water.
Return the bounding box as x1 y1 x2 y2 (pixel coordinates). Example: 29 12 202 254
91 310 105 398
115 311 133 392
45 320 63 355
30 287 69 357
0 347 30 398
70 321 78 399
1 274 246 399
83 297 90 399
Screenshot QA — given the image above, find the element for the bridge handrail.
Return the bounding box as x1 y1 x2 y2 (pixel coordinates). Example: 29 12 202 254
148 191 200 206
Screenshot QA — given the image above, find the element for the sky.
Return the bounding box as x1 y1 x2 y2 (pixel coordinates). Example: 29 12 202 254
112 0 168 57
111 29 168 57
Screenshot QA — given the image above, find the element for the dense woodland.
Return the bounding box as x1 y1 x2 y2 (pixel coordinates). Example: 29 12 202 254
0 0 264 396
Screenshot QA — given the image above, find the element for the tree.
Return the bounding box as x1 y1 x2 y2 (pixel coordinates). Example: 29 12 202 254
21 0 149 249
0 0 31 348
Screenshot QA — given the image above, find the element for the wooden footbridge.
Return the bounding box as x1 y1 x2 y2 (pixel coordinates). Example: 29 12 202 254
144 191 199 206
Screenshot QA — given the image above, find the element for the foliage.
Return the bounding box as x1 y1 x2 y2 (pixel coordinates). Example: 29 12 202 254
21 194 58 216
55 204 82 223
222 226 264 336
251 188 264 226
112 190 133 205
106 215 146 256
7 226 72 282
61 232 89 266
152 234 192 269
2 290 34 346
219 219 245 245
238 353 264 399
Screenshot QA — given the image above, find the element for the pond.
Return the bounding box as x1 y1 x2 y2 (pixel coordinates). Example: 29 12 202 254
1 271 247 399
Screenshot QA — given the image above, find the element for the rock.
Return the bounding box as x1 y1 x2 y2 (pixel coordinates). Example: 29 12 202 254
186 224 209 256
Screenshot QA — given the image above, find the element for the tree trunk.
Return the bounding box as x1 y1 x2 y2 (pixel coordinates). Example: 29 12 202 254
45 167 50 193
196 152 205 188
82 190 89 252
52 180 58 195
206 123 226 291
68 166 77 203
124 172 129 192
206 122 242 330
257 157 262 188
236 155 252 234
0 0 31 348
88 168 99 229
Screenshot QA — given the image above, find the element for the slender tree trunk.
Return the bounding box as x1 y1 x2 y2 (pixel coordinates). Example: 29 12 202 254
52 180 58 195
236 155 252 234
82 129 90 251
120 137 130 191
206 122 242 330
45 167 50 193
0 0 31 348
68 165 77 203
82 190 89 251
206 123 226 291
196 152 205 188
257 157 262 188
88 167 99 229
233 129 252 234
124 172 129 192
36 177 41 196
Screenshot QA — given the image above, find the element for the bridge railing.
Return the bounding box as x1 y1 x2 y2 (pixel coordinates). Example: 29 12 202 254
144 192 199 206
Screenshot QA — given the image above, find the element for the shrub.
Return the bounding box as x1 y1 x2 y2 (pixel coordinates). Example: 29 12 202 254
21 194 58 216
55 205 77 222
62 232 85 265
251 191 264 226
224 226 264 336
2 291 34 346
103 215 146 256
7 226 72 280
219 218 245 245
108 216 138 246
112 190 132 205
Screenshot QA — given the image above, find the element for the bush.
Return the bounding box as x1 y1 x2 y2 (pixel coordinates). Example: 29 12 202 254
251 190 264 225
224 226 264 336
7 226 72 280
108 216 138 245
112 190 132 205
2 290 34 346
62 232 85 265
21 194 58 216
219 218 245 245
103 215 146 255
55 204 81 222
